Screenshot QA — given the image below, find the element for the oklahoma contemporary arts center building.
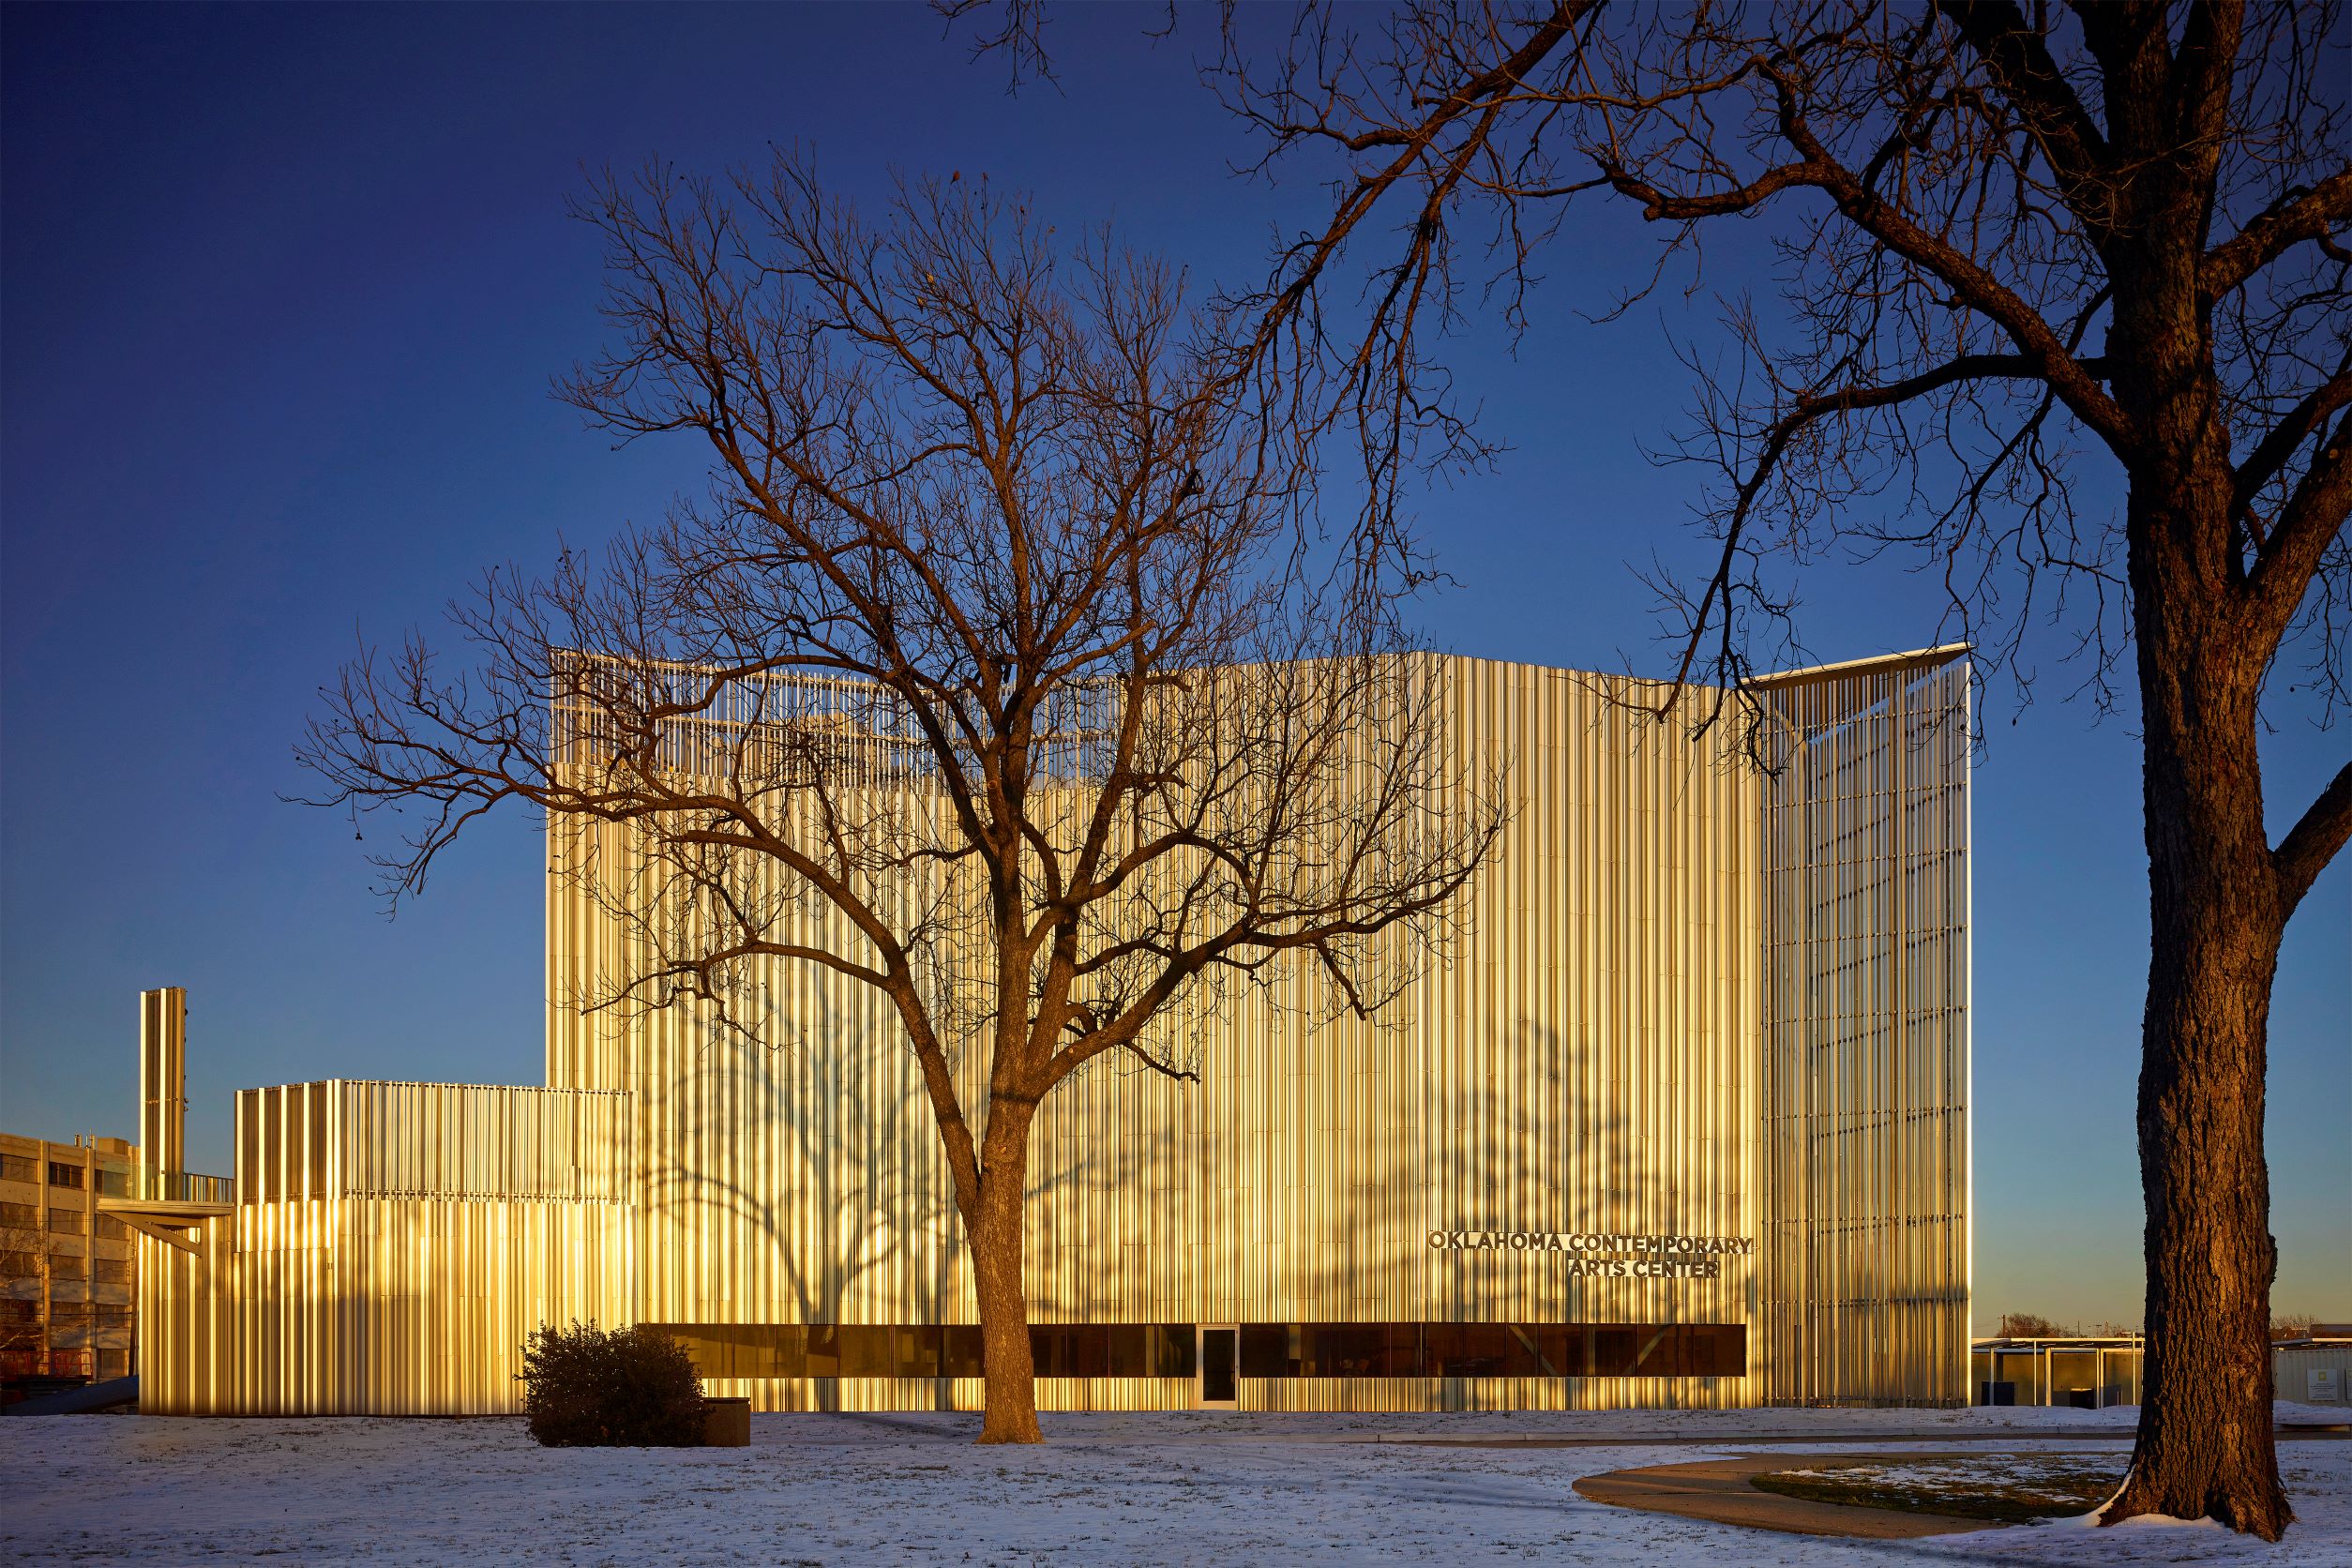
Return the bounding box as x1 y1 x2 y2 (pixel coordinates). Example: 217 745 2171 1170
117 648 1970 1414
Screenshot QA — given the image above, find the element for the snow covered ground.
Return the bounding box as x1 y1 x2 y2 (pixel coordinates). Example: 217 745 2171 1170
2 1406 2344 1565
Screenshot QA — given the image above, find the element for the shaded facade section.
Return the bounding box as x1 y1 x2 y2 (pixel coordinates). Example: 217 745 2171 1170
1755 653 1972 1407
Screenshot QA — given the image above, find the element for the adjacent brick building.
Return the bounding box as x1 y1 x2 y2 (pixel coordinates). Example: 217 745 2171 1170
0 1133 139 1400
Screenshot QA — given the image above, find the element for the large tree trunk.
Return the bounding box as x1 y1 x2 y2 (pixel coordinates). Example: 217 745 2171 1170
971 1099 1043 1444
2107 496 2293 1539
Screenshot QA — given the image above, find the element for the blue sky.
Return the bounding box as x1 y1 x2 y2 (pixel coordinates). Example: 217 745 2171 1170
3 4 2343 1331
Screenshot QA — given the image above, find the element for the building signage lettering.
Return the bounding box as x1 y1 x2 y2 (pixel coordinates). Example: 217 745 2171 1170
1426 1229 1754 1279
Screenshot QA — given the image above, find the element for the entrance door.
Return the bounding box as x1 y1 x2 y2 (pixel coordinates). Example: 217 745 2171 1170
1199 1325 1237 1408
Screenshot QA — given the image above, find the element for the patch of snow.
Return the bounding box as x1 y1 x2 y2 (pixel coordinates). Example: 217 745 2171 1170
1771 1452 2121 1492
0 1405 2341 1565
2050 1506 2227 1532
2273 1400 2351 1425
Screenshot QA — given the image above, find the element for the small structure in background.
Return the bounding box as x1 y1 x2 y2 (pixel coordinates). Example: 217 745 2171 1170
1972 1327 2351 1410
1971 1334 2145 1409
0 1131 140 1404
2274 1325 2352 1408
702 1396 751 1446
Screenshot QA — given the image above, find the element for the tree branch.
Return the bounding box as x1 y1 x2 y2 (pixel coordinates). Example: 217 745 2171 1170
1762 71 2137 453
2274 758 2352 915
1934 0 2111 204
1656 352 2091 709
2204 166 2352 299
2235 360 2352 512
2246 410 2352 636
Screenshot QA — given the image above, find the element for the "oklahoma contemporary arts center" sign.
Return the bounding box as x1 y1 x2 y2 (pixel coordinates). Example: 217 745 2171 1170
1427 1229 1755 1278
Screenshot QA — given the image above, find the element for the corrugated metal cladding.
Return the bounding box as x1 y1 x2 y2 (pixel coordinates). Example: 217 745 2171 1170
139 986 187 1190
541 652 1968 1412
138 1081 632 1414
146 650 1968 1414
1756 655 1971 1406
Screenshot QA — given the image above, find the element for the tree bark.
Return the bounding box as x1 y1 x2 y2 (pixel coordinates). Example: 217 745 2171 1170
2106 490 2294 1539
971 1098 1043 1444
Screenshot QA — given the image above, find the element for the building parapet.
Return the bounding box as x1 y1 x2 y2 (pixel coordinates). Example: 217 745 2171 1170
233 1079 632 1205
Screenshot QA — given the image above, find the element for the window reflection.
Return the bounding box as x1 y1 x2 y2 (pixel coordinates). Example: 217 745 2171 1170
647 1321 1201 1380
645 1320 1742 1380
1239 1322 1745 1379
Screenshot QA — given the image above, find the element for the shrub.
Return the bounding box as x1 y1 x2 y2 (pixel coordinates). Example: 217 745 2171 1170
518 1320 707 1447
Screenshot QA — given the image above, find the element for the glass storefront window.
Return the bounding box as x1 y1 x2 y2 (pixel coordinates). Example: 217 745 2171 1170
642 1320 1743 1380
652 1321 1203 1380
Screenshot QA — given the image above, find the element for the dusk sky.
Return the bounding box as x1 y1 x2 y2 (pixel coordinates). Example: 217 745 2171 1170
3 4 2343 1331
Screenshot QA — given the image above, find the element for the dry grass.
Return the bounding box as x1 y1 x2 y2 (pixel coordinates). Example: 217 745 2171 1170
1751 1454 2127 1524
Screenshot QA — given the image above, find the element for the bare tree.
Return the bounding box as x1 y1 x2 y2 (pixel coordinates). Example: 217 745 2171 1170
297 159 1502 1444
2269 1312 2316 1341
950 0 2349 1533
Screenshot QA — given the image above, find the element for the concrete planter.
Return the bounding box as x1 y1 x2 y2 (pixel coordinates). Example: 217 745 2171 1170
702 1396 751 1447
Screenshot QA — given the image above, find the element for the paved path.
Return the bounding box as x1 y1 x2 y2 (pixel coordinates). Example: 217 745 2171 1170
1394 1428 2131 1448
1572 1450 2011 1538
1397 1425 2344 1449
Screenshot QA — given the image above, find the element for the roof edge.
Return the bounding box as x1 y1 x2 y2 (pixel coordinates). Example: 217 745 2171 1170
1750 642 1971 687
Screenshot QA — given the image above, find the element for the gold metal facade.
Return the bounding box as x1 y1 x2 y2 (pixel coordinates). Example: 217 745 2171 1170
138 988 187 1194
143 651 1969 1414
1756 653 1972 1406
135 1081 631 1414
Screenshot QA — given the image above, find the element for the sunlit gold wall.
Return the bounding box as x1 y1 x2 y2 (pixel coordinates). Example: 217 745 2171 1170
138 1080 632 1415
148 652 1967 1415
548 656 1815 1411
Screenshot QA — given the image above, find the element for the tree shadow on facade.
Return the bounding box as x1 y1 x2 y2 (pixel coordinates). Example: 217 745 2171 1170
1270 1013 1743 1412
619 986 1113 1411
